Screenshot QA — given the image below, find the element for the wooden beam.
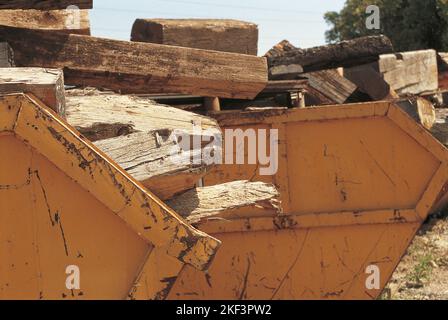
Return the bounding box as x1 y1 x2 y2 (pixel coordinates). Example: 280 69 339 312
65 88 220 141
378 50 438 95
0 9 90 35
0 0 93 10
95 131 208 200
0 42 14 67
0 26 268 99
65 89 221 200
264 40 361 105
0 67 65 115
344 64 398 101
264 39 297 60
166 180 282 224
268 35 394 79
131 19 258 55
304 69 358 104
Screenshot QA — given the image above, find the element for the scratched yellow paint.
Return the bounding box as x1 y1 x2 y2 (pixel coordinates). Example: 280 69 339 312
0 93 220 300
172 101 448 300
0 135 149 299
169 223 420 300
3 92 447 300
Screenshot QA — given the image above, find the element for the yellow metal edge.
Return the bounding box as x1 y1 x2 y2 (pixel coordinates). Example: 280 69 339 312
0 94 24 132
416 162 448 218
387 102 448 163
196 209 420 235
212 101 390 127
2 93 221 271
127 247 184 300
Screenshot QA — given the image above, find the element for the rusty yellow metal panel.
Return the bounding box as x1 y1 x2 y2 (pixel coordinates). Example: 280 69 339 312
171 101 448 300
285 117 438 214
205 102 448 215
0 93 220 300
169 223 420 300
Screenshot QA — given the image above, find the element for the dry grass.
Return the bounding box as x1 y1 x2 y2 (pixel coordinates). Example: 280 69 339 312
382 212 448 300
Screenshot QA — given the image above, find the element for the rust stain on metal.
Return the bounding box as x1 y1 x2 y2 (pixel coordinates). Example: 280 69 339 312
273 215 298 230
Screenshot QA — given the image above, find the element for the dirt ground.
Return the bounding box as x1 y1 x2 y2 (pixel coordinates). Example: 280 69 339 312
382 211 448 300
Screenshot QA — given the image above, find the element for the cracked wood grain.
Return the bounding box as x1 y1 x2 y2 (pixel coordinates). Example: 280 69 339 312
65 89 221 200
167 180 282 223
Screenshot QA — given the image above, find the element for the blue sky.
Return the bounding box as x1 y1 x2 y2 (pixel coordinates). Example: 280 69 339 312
90 0 346 54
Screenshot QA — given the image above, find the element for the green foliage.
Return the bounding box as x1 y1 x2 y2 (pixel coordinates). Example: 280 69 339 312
325 0 448 51
407 253 434 285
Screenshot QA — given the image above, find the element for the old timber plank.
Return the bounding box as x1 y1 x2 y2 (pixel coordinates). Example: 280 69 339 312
131 19 258 55
166 180 282 223
0 25 268 99
0 9 90 35
0 67 65 115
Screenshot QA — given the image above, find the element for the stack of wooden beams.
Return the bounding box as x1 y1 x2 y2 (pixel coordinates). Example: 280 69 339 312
3 1 448 219
0 4 282 220
261 35 448 149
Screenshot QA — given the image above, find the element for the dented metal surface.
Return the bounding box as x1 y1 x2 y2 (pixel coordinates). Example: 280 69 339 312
0 93 220 300
167 101 448 300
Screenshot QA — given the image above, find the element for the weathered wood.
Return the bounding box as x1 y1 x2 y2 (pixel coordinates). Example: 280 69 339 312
0 26 268 99
344 64 398 101
268 35 394 80
264 39 296 60
304 69 358 104
95 130 208 200
65 89 221 199
0 42 14 67
0 9 90 35
131 19 258 56
0 0 93 10
431 108 448 146
166 180 282 223
395 97 436 130
0 67 65 114
65 88 220 141
264 41 360 105
378 50 438 95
